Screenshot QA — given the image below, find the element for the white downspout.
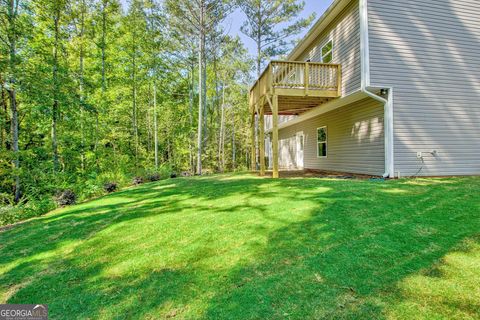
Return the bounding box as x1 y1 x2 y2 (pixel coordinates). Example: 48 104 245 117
363 88 394 178
359 0 394 178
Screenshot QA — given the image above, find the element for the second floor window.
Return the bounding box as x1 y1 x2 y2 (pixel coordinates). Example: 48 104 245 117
321 40 333 63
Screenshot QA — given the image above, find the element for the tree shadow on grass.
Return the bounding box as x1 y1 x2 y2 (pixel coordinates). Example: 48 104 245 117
0 175 285 318
0 176 479 319
204 178 480 319
0 176 272 266
3 253 196 319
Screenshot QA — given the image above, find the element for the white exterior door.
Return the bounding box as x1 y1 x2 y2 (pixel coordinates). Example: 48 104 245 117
296 132 304 169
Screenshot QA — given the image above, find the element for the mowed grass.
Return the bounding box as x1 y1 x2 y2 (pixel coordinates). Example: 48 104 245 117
0 174 479 319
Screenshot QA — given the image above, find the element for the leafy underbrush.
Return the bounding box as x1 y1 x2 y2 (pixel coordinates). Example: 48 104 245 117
0 198 55 226
0 164 177 226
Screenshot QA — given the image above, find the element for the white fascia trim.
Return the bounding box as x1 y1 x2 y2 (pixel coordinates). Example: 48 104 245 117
266 91 368 134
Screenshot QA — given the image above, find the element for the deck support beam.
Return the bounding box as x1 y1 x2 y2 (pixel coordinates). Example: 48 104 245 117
271 95 279 178
259 104 265 176
250 104 256 171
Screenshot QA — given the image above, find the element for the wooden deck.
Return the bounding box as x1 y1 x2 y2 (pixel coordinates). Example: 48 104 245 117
249 61 342 178
249 61 342 115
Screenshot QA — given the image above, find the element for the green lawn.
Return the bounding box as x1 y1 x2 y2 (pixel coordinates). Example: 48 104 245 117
1 174 479 319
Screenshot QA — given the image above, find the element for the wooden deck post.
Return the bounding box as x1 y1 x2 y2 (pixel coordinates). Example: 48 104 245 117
272 95 279 179
250 105 256 171
259 104 265 176
337 64 342 97
304 62 310 96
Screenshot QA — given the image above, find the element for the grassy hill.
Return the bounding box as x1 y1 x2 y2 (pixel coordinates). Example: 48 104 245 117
1 174 479 319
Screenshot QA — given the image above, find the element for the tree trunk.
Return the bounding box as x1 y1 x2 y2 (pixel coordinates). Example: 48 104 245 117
0 81 8 150
256 3 262 78
218 84 225 172
101 0 107 92
231 107 236 171
79 0 86 172
212 42 220 171
189 58 195 173
52 6 61 173
96 0 108 170
132 30 138 163
6 0 20 202
146 85 151 154
196 0 206 175
153 82 158 170
252 29 262 169
9 89 20 202
133 79 138 162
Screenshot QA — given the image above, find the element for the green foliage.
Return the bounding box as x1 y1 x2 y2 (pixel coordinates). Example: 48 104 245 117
0 0 260 223
145 163 173 180
0 206 22 226
238 0 316 73
0 198 55 226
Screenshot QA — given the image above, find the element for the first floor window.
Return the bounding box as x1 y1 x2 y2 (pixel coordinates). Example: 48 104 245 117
317 127 327 157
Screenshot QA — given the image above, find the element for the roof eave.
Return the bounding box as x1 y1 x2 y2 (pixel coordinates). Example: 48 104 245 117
287 0 353 61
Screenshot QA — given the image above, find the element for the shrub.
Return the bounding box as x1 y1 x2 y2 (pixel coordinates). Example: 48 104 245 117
98 171 130 187
202 169 213 176
0 206 23 226
23 198 55 218
132 176 144 185
104 182 118 193
170 172 177 179
55 189 76 207
79 179 103 201
144 165 172 182
146 173 161 182
0 197 56 227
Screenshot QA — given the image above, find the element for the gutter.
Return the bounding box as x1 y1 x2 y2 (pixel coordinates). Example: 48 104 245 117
359 0 394 178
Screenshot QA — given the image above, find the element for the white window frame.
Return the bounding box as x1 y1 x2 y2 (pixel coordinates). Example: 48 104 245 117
317 126 328 158
320 39 334 63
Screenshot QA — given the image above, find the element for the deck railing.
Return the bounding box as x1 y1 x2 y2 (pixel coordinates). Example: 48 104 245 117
250 60 341 106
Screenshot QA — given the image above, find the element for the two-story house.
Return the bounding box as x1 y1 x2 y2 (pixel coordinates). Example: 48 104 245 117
249 0 480 178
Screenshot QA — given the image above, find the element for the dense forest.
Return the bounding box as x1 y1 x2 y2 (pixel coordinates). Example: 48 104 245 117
0 0 314 224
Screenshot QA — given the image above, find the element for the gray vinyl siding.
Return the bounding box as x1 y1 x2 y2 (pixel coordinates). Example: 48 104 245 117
298 0 361 96
368 0 480 176
277 98 384 175
265 115 296 132
265 0 361 130
265 0 361 132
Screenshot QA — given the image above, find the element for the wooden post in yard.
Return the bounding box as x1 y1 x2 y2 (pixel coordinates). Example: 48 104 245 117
250 105 256 171
259 104 265 176
272 95 279 178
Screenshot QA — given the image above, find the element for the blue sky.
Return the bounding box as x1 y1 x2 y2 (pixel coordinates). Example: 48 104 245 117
119 0 334 56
